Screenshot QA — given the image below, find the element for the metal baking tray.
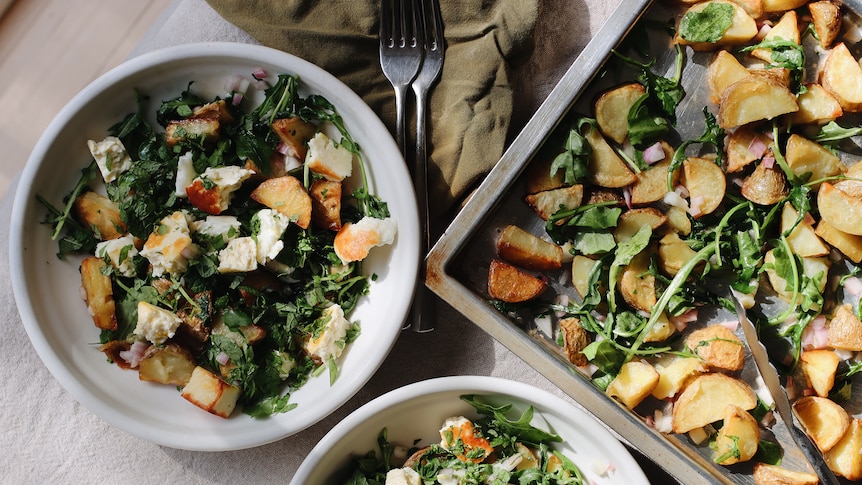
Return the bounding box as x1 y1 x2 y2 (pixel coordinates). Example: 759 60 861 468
426 0 862 483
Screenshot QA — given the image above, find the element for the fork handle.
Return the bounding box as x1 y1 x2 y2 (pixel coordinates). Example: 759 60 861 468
393 85 409 157
409 86 433 332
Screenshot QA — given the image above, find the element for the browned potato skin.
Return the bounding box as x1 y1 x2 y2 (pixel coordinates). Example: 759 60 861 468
250 175 312 229
487 259 546 303
828 304 862 351
753 463 818 485
741 162 789 206
685 324 745 372
271 117 317 160
81 256 118 331
192 100 234 124
74 191 126 240
809 0 842 49
559 317 589 366
496 225 563 271
309 179 342 231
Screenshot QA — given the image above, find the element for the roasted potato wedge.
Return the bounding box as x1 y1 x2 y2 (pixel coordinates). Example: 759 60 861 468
614 207 667 242
762 0 808 11
191 99 234 123
619 249 657 313
524 185 584 223
818 182 862 236
741 161 789 206
718 75 798 129
487 259 546 303
584 125 637 188
309 179 342 231
685 324 745 372
658 231 698 277
81 256 118 331
571 255 600 299
809 0 842 49
606 360 659 410
642 312 677 343
559 317 589 366
753 463 818 485
271 117 317 160
793 395 851 452
828 304 862 351
683 157 726 217
825 418 862 480
594 83 645 144
821 42 862 112
664 205 692 236
672 373 757 433
800 349 840 397
816 219 862 263
651 354 708 400
785 134 846 188
74 191 125 240
763 249 829 306
708 50 751 105
166 118 220 146
715 404 760 465
524 153 567 195
750 11 800 63
781 202 830 258
793 83 843 125
138 343 197 386
676 1 758 51
726 125 767 173
631 142 677 205
250 175 312 229
496 225 563 271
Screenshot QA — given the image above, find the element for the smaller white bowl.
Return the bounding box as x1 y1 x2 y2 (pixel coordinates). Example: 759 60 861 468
291 375 649 484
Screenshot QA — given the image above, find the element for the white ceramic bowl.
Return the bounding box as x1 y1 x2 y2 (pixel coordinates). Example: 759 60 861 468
9 43 419 451
292 376 649 484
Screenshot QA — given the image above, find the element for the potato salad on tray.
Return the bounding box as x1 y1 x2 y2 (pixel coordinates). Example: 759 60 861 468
486 0 862 481
39 70 395 419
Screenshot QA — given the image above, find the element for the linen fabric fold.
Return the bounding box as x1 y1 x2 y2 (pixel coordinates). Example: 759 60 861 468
204 0 539 218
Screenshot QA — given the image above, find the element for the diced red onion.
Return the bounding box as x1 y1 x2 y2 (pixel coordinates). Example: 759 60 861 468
252 67 267 79
675 184 690 199
642 142 665 165
232 92 244 106
663 190 688 210
844 276 862 297
689 195 705 217
748 136 767 158
284 155 303 172
720 320 739 332
118 340 149 369
760 410 775 428
762 156 775 169
801 316 828 350
670 309 698 332
252 79 270 91
216 351 231 366
756 23 772 41
276 142 291 155
623 187 633 210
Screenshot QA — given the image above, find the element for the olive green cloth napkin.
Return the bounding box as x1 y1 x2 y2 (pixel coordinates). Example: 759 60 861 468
204 0 539 219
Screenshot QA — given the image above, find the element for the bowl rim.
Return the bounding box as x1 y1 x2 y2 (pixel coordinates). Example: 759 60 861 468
291 375 650 484
9 41 419 451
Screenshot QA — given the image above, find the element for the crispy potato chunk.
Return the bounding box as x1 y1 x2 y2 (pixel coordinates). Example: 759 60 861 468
651 355 708 400
496 225 563 271
559 317 589 366
631 143 677 205
718 75 798 129
683 157 726 217
74 191 125 240
614 207 666 243
762 0 808 12
571 255 600 299
676 1 758 51
793 83 843 125
715 404 760 465
250 175 312 229
80 256 117 331
524 185 584 223
753 463 818 485
191 100 234 124
816 219 862 263
828 304 862 351
606 360 659 409
809 1 842 49
708 50 750 105
658 231 698 277
825 418 862 480
750 11 800 63
619 250 657 313
685 324 745 372
800 349 840 397
741 162 789 206
584 125 637 188
487 259 546 303
594 83 645 144
781 202 830 258
672 373 757 433
785 134 846 189
271 117 317 160
309 179 342 231
793 395 851 452
180 366 241 418
725 125 765 173
166 118 220 146
821 42 862 112
138 343 196 386
818 182 862 236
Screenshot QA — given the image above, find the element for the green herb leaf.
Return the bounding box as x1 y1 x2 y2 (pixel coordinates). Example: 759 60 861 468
679 2 734 43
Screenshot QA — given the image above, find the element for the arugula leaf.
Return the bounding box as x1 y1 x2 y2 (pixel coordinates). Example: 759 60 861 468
740 37 806 94
679 2 734 43
549 120 591 185
461 395 562 445
816 120 862 144
669 107 725 191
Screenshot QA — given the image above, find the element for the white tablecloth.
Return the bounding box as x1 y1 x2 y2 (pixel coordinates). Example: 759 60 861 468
0 0 677 483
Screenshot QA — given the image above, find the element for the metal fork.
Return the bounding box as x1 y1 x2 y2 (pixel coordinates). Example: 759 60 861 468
379 0 423 156
408 0 445 333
